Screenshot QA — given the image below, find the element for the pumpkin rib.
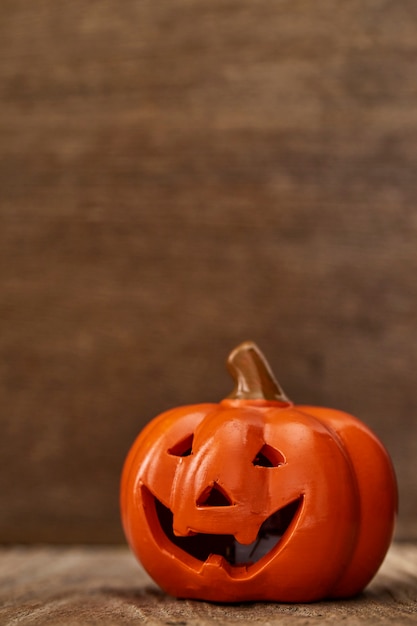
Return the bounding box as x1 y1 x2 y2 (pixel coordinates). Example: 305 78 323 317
297 405 397 597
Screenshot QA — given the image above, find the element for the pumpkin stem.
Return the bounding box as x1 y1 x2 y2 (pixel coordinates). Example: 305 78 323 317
226 341 290 402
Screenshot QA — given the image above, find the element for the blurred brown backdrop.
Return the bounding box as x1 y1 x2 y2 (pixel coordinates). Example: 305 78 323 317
1 1 416 543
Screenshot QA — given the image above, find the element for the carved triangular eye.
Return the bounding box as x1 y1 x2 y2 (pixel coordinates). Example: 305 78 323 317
168 434 194 457
253 444 285 467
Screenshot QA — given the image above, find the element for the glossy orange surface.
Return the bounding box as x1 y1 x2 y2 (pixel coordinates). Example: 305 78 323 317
120 342 397 602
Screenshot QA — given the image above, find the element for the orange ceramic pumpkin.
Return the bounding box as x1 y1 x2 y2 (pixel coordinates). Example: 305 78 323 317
120 342 397 602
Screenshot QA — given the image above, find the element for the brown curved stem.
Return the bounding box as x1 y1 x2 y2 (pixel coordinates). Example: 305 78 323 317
226 341 290 402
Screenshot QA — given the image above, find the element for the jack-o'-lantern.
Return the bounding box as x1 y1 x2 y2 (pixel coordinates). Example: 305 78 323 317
120 341 397 602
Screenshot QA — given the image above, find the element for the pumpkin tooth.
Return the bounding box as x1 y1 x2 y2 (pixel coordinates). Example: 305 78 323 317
205 554 226 567
234 528 259 545
172 523 191 537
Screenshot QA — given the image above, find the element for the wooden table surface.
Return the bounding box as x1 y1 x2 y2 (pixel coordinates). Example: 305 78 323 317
1 543 416 625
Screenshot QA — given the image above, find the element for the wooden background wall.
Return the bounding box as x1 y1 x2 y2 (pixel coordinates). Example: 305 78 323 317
1 0 416 543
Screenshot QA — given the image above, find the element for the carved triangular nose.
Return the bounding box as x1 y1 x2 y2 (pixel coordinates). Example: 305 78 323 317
197 483 233 507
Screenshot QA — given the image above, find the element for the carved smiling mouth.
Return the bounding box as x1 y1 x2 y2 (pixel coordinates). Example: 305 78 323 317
144 487 303 571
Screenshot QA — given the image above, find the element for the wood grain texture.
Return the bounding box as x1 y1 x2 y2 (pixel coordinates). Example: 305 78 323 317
1 1 417 542
1 543 416 625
